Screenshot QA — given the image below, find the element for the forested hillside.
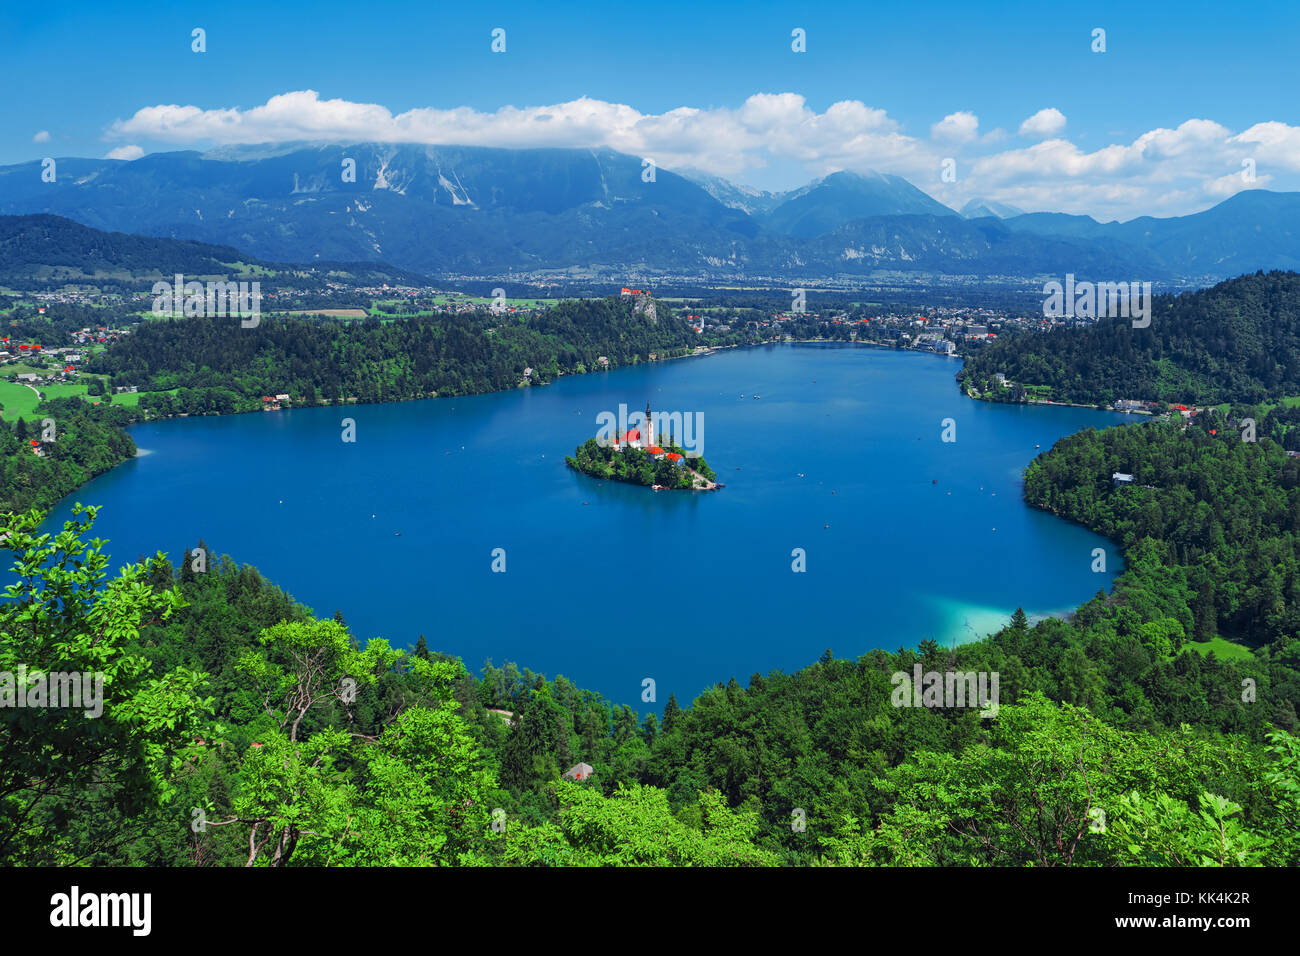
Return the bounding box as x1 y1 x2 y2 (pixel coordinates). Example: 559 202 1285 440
960 270 1300 405
89 296 724 413
0 400 135 513
0 213 427 288
1025 419 1300 646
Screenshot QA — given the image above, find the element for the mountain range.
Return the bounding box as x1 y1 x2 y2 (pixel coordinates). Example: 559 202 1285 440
0 213 425 287
1 143 1296 282
960 198 1025 219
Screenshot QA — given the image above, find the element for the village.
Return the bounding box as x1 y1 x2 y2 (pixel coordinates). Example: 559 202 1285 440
0 325 135 457
0 324 128 384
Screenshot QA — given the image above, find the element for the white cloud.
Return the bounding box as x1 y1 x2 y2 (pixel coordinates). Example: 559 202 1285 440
108 90 935 183
1019 108 1067 139
1205 170 1271 198
105 144 144 161
931 111 979 144
1229 121 1300 172
33 130 50 144
104 91 1300 220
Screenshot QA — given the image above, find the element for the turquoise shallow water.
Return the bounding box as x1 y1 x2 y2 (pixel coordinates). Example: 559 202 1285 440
47 344 1126 709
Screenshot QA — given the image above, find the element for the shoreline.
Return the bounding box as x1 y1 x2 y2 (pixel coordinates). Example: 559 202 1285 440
41 339 1123 510
34 339 1162 683
36 341 742 510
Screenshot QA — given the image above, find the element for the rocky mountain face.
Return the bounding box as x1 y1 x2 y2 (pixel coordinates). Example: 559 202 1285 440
0 144 1293 282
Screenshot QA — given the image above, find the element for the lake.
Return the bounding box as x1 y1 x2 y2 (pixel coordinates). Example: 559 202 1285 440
47 344 1127 710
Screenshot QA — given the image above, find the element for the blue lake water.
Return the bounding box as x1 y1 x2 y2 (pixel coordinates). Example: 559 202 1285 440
47 344 1127 709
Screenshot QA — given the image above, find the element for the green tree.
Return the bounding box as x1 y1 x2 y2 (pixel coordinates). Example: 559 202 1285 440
214 619 402 865
825 694 1240 867
0 507 212 865
494 782 780 866
662 693 681 733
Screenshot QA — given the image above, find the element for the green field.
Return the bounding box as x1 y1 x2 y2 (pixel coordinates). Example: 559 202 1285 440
0 379 41 420
0 369 176 418
1187 636 1256 662
108 388 178 407
34 383 91 402
1214 394 1300 417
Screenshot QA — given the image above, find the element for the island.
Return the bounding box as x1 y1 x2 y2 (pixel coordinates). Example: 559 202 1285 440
566 402 719 490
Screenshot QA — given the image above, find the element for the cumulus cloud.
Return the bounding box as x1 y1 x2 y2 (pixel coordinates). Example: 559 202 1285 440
1229 121 1300 171
33 130 50 143
932 117 1290 217
105 144 144 161
1205 169 1271 198
104 91 1300 219
931 111 979 144
1019 108 1067 139
108 90 934 181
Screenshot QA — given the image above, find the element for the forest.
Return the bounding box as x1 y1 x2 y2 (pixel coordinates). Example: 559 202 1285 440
89 296 754 412
3 404 1297 866
959 271 1300 406
0 398 135 513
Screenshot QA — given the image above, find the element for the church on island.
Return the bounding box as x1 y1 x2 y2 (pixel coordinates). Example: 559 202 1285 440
567 400 719 491
608 401 685 465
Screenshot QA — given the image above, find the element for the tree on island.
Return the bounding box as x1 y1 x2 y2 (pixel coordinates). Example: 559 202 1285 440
566 436 715 490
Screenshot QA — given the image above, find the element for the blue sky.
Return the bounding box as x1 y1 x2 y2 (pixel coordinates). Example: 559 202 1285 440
5 0 1298 218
